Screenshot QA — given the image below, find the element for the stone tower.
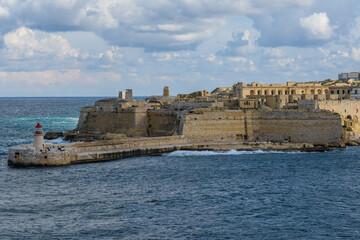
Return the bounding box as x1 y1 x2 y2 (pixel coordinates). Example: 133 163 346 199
125 89 133 101
163 86 170 97
118 91 125 99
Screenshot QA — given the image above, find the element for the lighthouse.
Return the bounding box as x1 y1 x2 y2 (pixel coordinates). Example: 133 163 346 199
34 123 44 151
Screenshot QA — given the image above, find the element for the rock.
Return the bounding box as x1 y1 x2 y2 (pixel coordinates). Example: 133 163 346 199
44 131 63 140
63 133 95 142
102 133 127 140
346 141 358 146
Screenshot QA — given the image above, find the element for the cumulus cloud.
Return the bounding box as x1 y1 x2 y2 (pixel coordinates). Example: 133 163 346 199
0 0 320 51
3 27 79 59
299 12 335 40
219 28 261 56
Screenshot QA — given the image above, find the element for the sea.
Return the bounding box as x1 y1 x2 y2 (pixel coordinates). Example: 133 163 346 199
1 97 360 239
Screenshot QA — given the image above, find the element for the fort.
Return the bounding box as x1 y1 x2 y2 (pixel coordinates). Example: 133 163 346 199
8 77 360 166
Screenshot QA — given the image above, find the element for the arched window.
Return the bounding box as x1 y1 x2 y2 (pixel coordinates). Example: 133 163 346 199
250 90 255 95
271 90 275 95
257 90 261 95
291 90 295 95
264 90 268 95
310 90 315 94
317 89 322 94
278 90 282 95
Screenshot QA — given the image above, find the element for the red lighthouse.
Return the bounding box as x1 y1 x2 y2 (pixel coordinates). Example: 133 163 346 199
34 123 44 151
35 123 42 134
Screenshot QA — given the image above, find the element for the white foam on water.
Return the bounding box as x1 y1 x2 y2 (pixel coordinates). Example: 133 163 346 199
0 147 7 155
165 149 302 157
46 138 70 144
10 138 32 145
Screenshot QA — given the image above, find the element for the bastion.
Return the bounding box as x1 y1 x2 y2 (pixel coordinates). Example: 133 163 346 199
8 83 354 167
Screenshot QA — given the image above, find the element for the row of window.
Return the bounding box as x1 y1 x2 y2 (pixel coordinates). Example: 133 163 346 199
249 89 354 96
330 90 351 94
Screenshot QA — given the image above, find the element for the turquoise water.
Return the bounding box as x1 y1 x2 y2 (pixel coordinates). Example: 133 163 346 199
1 98 360 239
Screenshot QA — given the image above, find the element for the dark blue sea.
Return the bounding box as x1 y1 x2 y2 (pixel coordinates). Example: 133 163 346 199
1 97 360 239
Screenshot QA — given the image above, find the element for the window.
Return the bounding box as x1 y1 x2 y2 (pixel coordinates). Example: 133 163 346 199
355 90 358 94
337 90 340 94
331 91 334 94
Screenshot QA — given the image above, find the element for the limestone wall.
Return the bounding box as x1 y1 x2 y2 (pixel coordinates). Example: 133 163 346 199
182 109 343 145
182 110 248 141
318 100 360 133
147 110 179 136
251 110 342 144
79 107 148 137
76 107 95 130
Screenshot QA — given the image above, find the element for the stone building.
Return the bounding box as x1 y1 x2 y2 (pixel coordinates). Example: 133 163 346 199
233 81 331 99
338 72 360 81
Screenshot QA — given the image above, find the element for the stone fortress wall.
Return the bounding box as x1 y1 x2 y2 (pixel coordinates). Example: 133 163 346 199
317 100 360 133
181 109 342 145
78 107 149 137
72 81 360 147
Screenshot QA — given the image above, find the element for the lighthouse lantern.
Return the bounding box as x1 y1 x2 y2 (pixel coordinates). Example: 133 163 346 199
35 123 43 135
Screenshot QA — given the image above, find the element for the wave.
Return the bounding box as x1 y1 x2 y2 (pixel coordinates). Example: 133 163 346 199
46 138 70 144
165 149 307 157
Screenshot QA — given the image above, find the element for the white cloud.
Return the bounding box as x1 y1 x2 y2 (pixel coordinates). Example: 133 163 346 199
152 52 180 61
351 48 360 61
228 57 247 63
0 6 9 18
206 54 216 62
271 58 295 68
0 0 316 51
318 47 330 56
263 48 284 57
0 70 121 85
3 27 79 59
299 12 335 39
348 17 360 42
157 24 183 32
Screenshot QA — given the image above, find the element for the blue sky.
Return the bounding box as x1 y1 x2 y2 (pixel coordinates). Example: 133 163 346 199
0 0 360 96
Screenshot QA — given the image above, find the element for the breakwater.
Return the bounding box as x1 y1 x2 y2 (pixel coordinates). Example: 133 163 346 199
8 135 332 167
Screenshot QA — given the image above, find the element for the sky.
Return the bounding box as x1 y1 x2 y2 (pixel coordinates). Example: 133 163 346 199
0 0 360 96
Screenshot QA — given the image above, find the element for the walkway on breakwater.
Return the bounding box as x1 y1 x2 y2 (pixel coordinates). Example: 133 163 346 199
8 136 333 167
